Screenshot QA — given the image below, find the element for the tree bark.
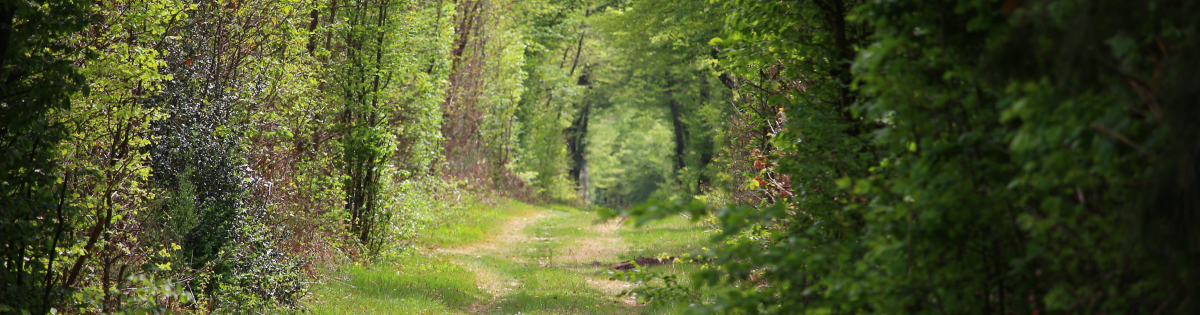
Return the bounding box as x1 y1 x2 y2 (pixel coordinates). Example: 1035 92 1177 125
665 73 688 172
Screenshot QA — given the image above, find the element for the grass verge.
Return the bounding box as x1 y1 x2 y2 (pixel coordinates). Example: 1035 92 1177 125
307 199 711 314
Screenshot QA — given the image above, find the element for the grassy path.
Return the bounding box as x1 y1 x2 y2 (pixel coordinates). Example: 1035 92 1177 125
308 200 708 314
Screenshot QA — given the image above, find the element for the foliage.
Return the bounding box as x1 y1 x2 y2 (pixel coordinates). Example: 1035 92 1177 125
509 0 594 203
544 0 734 207
618 0 1200 314
0 0 90 311
4 0 459 312
371 175 465 260
586 105 675 206
9 0 1196 313
441 0 530 194
849 1 1200 312
608 261 697 306
438 0 732 207
207 203 306 311
328 0 454 253
135 0 320 309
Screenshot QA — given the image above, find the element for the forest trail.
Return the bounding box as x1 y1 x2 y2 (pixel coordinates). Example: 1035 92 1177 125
309 201 707 314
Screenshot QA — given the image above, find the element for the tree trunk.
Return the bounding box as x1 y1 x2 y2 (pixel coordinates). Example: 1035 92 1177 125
665 73 688 173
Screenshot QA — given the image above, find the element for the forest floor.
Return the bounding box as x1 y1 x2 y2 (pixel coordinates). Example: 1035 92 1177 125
306 200 710 314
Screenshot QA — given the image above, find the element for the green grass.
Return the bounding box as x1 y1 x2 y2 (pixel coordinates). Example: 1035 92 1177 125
307 254 483 314
417 199 539 248
619 215 711 261
308 200 712 314
306 200 536 314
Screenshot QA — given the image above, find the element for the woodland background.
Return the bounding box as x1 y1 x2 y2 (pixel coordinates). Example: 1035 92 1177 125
1 0 1197 313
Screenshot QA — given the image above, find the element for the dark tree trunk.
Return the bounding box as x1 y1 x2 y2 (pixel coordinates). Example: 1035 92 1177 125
818 0 862 134
0 4 13 71
665 73 688 173
566 102 589 182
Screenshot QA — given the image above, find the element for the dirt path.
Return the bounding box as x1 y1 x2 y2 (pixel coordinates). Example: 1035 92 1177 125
308 201 704 314
436 213 546 256
435 212 547 312
432 206 671 314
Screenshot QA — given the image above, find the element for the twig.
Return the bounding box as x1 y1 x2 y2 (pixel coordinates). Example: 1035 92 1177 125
1090 122 1152 157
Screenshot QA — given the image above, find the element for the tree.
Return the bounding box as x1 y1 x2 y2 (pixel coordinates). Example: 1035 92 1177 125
582 0 732 206
0 0 89 311
626 0 1200 314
